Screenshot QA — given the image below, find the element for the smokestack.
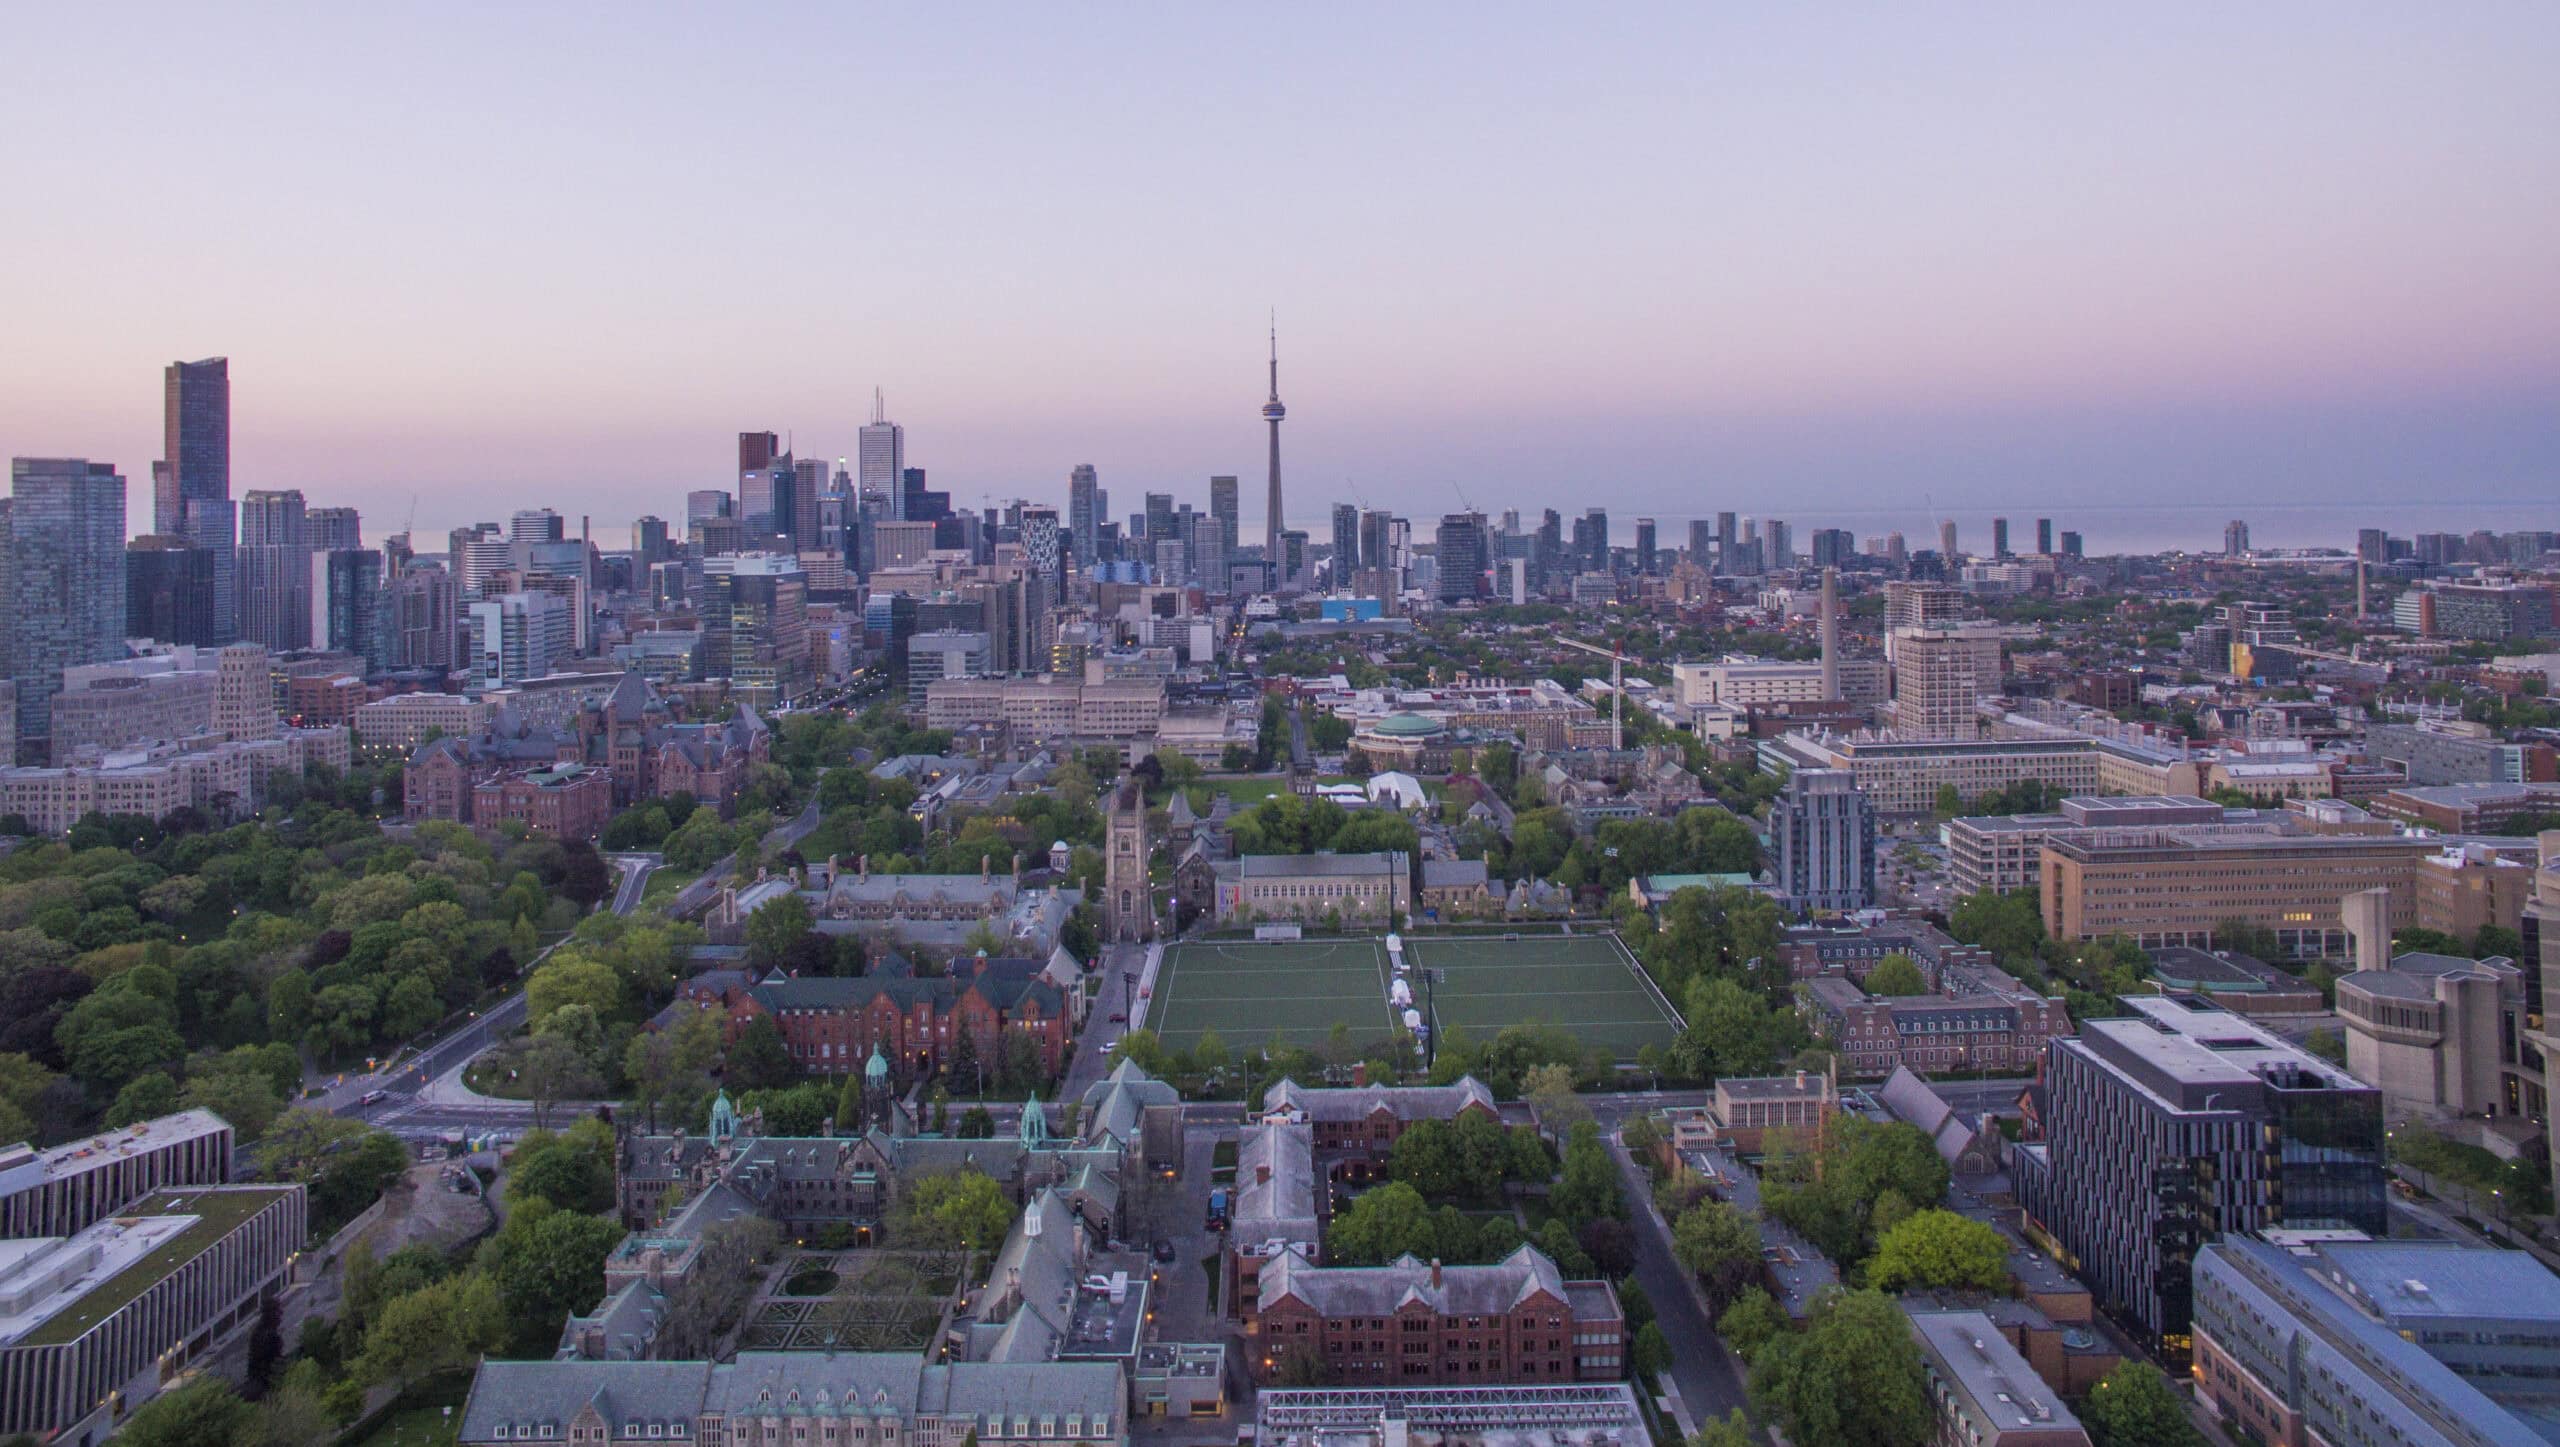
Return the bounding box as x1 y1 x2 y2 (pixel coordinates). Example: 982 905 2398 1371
1430 1258 1442 1289
2356 556 2368 620
1819 566 1840 699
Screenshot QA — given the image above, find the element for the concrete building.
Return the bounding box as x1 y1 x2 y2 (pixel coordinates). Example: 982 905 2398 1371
1893 625 2006 739
2039 829 2443 958
1763 730 2097 817
0 1185 305 1444
1254 1385 1646 1447
2368 720 2549 787
1207 852 1412 926
44 654 220 763
906 628 991 705
352 691 493 753
924 676 1167 742
2337 951 2540 1126
700 552 810 707
1671 657 1825 708
0 1111 234 1240
2193 1235 2555 1447
1771 766 1875 912
2014 997 2384 1359
1907 1310 2090 1447
0 727 348 836
1943 796 2227 898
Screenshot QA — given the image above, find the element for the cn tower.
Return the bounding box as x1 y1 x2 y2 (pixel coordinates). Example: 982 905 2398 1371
1262 316 1286 555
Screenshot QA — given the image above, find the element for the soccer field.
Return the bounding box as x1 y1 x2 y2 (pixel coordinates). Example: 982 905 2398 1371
1405 932 1684 1061
1146 931 1683 1064
1148 938 1398 1054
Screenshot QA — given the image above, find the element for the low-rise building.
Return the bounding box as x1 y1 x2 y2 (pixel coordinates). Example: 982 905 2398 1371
1709 1072 1837 1150
1251 1246 1624 1386
1209 851 1412 925
1256 1077 1500 1168
2337 951 2540 1126
1906 1309 2091 1447
1253 1383 1647 1447
2145 946 2326 1016
922 675 1167 741
352 689 493 752
2193 1234 2556 1447
2039 828 2443 958
1763 729 2098 817
1944 796 2226 898
0 1111 234 1241
1801 976 2068 1079
457 1353 1128 1447
0 1185 306 1443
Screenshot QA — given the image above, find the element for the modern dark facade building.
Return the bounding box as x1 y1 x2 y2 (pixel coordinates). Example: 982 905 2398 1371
2015 997 2384 1360
155 357 236 642
1434 512 1487 603
1772 766 1875 912
5 459 128 758
1331 502 1360 579
317 548 385 668
125 534 221 646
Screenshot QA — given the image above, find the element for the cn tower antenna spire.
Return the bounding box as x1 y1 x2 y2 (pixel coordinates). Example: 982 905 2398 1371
1262 311 1288 572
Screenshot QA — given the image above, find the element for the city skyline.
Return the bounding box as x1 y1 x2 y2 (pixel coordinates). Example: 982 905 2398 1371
2 6 2553 543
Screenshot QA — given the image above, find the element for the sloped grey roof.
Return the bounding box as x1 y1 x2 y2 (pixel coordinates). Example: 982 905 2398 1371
1260 1075 1497 1124
1233 1122 1319 1247
459 1360 710 1441
1258 1244 1574 1318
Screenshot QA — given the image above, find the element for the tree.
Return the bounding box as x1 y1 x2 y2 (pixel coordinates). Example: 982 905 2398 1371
745 892 817 968
1865 1209 2010 1292
725 1015 798 1090
1522 1062 1590 1138
2080 1362 2203 1447
894 1169 1018 1251
1688 1411 1758 1447
508 1119 618 1215
352 1273 505 1386
1632 1321 1671 1378
256 1109 407 1233
1670 1198 1762 1308
485 1200 626 1356
1547 1120 1625 1230
1864 953 1928 997
1749 1288 1931 1447
1716 1285 1787 1360
108 1070 181 1126
1326 1181 1442 1265
525 955 621 1031
957 1105 996 1138
516 1032 601 1128
109 1377 252 1447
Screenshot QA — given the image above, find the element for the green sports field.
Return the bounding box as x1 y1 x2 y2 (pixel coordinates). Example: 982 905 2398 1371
1147 931 1683 1062
1405 932 1684 1060
1147 938 1396 1054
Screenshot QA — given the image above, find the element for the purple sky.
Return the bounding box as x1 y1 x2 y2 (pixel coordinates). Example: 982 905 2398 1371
3 5 2555 550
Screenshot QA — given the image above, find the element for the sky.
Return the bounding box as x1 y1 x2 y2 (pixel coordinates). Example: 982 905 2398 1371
3 4 2556 552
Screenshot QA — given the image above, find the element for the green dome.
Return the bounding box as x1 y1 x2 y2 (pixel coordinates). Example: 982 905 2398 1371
865 1046 890 1081
1371 712 1445 738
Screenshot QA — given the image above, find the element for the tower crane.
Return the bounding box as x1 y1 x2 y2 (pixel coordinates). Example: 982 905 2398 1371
1554 635 1625 749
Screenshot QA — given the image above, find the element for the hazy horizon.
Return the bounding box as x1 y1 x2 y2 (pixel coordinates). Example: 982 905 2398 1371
4 5 2554 547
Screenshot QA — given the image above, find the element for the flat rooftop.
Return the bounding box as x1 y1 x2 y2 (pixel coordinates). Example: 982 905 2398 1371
2080 997 2368 1110
0 1109 230 1196
2148 947 2308 993
0 1186 293 1347
2310 1241 2560 1325
1256 1384 1645 1447
1910 1310 2083 1434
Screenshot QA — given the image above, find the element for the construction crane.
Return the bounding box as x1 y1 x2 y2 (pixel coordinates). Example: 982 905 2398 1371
1555 635 1625 749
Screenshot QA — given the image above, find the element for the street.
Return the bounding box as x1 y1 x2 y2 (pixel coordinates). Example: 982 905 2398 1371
1607 1132 1752 1433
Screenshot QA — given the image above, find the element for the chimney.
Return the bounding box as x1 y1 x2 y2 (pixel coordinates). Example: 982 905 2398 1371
1352 1061 1368 1088
1818 566 1840 700
1257 1164 1271 1186
859 854 869 881
820 1116 833 1139
981 854 991 884
1011 850 1021 884
1429 1258 1442 1289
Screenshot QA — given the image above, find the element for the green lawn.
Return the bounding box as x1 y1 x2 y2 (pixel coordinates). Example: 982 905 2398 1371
347 1373 472 1447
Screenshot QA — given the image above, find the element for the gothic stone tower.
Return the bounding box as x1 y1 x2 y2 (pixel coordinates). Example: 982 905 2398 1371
1106 776 1152 941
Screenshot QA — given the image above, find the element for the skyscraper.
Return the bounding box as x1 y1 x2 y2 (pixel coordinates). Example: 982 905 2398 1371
1068 464 1100 566
738 431 782 474
1331 503 1361 581
791 457 825 553
1992 516 2010 560
1938 519 1959 561
1633 518 1657 576
1686 519 1714 568
126 535 220 646
1715 511 1739 575
1209 475 1240 554
2035 518 2054 556
1764 519 1792 570
309 506 363 552
237 489 316 649
6 459 127 757
1435 512 1488 603
2225 519 2251 556
1262 320 1287 555
1143 493 1175 548
859 391 905 518
156 357 236 641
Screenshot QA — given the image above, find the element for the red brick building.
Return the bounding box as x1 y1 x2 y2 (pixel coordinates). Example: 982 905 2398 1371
1252 1246 1624 1385
709 957 1073 1081
475 762 614 840
1255 1078 1501 1165
1800 972 2069 1078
